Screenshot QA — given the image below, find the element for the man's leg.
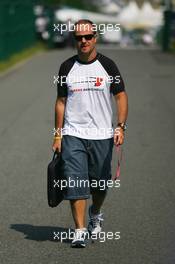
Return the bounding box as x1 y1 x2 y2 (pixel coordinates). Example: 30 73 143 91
61 136 90 247
70 199 88 248
70 199 87 229
91 189 107 215
61 136 90 228
87 138 113 234
87 189 106 235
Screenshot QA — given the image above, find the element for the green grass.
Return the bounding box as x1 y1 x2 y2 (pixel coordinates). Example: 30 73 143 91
0 42 47 73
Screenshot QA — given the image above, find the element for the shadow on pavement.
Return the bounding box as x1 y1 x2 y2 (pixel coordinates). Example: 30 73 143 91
10 224 73 244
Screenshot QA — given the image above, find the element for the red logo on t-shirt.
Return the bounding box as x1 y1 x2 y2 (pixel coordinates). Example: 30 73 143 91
95 77 103 87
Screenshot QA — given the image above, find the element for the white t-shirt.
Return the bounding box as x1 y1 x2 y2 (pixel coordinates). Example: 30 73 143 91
57 53 125 140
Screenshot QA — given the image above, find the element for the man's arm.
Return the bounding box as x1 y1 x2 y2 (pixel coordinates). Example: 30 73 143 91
114 91 128 145
52 97 66 152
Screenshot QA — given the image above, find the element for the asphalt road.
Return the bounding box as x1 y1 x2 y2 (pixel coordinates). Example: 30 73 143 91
0 47 175 264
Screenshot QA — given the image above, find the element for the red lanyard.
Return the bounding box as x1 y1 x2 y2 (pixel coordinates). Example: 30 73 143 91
113 145 123 180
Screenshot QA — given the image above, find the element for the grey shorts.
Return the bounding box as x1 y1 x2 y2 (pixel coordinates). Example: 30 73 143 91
61 135 114 200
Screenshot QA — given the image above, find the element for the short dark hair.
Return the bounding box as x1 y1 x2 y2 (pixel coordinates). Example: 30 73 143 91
74 19 97 34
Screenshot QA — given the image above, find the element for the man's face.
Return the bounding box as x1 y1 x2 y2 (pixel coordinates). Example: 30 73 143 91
74 23 97 55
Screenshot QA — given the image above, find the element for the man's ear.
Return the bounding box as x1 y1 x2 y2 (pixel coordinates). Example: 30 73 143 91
94 34 98 43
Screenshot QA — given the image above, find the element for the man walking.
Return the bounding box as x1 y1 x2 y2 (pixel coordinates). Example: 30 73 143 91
52 19 128 248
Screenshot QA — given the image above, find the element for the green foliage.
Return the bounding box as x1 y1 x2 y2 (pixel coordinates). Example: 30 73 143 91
37 0 98 11
0 42 46 72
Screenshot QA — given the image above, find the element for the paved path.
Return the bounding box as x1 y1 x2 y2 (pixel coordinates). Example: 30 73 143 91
0 47 175 264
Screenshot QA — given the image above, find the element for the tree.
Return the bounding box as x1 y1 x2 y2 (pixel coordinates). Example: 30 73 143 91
37 0 97 11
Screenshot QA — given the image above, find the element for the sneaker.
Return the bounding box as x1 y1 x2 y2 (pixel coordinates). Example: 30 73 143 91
71 228 87 248
88 205 104 235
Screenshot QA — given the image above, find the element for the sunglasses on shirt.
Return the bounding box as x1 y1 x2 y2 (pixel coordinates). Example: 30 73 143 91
74 34 96 41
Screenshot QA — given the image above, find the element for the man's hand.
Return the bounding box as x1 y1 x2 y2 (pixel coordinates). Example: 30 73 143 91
52 138 62 153
114 91 128 145
52 97 66 153
114 127 124 146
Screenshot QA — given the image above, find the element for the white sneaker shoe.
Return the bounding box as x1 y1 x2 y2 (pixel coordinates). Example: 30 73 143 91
71 228 88 248
88 205 104 235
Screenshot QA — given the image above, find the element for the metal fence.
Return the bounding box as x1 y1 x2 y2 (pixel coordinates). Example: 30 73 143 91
0 0 36 61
